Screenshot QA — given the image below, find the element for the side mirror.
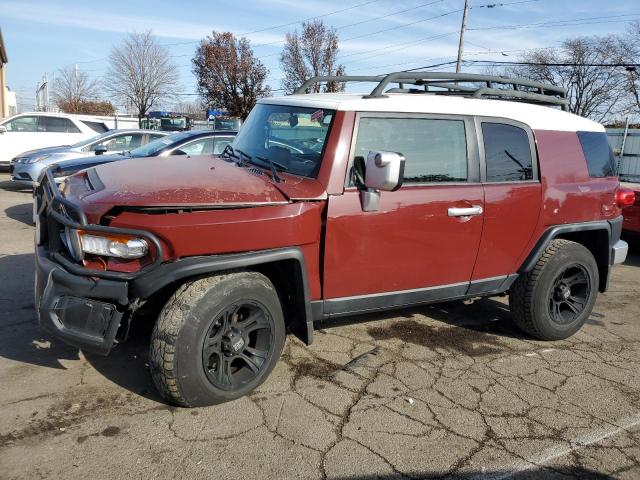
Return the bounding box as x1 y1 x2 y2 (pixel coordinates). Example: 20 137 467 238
0 125 6 134
94 144 108 155
359 151 405 212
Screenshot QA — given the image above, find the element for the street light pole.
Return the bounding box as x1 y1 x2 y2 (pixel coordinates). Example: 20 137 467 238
455 0 470 73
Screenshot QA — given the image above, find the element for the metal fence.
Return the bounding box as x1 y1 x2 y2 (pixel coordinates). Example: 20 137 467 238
607 128 640 182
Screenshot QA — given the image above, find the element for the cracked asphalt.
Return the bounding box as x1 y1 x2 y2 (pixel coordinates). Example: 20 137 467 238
1 171 640 480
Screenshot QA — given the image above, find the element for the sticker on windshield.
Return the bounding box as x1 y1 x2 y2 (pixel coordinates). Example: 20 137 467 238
311 109 324 122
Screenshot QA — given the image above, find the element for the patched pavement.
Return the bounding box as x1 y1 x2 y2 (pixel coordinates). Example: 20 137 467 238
1 172 640 479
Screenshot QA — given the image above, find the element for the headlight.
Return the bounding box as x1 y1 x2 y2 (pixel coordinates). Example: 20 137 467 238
79 232 149 259
24 155 50 164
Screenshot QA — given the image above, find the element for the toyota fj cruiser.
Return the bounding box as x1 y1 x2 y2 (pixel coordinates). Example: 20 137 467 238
34 72 634 407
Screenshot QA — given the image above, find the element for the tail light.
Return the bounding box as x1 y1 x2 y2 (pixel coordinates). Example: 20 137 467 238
616 187 636 208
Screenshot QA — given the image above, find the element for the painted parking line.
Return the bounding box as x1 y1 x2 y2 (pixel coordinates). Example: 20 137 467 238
472 413 640 480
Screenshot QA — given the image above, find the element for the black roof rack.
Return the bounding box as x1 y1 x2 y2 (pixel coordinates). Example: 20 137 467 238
293 71 569 111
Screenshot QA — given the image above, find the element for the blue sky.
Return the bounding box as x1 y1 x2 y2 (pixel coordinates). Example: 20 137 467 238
2 0 639 112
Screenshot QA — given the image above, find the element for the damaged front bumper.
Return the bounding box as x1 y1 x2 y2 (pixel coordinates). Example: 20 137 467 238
35 246 128 355
34 168 164 355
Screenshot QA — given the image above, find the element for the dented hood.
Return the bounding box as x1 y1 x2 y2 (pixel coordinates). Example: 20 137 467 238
66 155 327 219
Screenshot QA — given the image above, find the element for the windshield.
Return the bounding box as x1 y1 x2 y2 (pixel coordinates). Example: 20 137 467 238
161 118 187 129
129 131 192 157
230 104 335 178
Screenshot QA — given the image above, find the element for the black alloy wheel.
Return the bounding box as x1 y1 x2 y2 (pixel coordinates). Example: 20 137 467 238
202 302 273 390
548 264 591 325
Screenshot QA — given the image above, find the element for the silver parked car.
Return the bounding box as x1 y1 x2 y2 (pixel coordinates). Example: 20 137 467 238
10 129 168 187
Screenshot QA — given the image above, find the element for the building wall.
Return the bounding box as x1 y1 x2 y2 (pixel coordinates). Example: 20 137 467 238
0 63 7 119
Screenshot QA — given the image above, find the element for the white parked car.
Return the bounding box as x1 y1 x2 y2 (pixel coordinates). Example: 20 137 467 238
0 112 109 168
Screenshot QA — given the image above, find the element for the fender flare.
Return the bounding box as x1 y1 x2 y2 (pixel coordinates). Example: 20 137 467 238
519 218 622 292
129 247 314 344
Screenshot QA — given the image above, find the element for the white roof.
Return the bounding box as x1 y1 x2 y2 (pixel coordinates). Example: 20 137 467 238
260 93 604 133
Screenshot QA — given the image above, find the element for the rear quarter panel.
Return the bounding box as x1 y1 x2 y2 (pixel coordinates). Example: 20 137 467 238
512 130 620 270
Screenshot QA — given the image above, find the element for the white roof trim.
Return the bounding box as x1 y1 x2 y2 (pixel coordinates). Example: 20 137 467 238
259 94 604 133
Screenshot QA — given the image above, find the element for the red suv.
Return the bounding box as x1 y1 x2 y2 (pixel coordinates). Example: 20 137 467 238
34 72 632 406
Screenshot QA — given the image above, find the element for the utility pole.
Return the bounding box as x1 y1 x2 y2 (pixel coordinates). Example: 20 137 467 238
455 0 470 73
75 63 78 100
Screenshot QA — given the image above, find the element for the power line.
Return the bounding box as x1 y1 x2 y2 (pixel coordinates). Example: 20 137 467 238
468 12 640 31
249 0 449 51
463 60 640 67
161 0 386 47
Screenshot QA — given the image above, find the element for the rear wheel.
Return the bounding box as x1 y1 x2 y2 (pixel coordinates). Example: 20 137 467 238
509 239 598 340
150 271 285 407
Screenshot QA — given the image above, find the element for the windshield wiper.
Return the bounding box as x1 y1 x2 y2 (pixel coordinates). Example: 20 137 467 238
235 148 252 167
255 155 288 183
221 144 239 162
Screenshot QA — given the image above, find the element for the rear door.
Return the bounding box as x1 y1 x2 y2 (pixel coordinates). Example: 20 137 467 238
471 118 542 286
38 116 85 145
322 113 485 313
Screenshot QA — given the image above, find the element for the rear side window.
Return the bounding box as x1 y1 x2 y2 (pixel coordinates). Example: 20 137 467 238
353 117 468 183
39 117 81 133
577 131 616 177
81 120 109 133
482 122 534 182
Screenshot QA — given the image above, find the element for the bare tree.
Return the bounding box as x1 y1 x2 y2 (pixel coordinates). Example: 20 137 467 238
280 20 346 94
621 21 640 116
105 31 179 125
172 100 204 119
57 99 115 116
192 31 269 120
53 65 99 113
503 36 627 122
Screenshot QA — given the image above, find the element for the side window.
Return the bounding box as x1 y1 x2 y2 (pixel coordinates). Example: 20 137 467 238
146 133 166 143
353 117 468 183
577 131 616 177
213 136 235 155
80 120 109 133
39 117 81 133
482 122 534 182
100 134 141 152
176 139 213 156
4 116 38 132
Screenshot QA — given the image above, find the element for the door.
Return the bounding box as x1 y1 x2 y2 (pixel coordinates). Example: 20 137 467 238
471 119 542 283
37 116 85 145
322 113 484 312
0 115 40 164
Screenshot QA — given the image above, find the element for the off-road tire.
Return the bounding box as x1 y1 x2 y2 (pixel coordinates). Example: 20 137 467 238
509 239 599 340
149 271 285 407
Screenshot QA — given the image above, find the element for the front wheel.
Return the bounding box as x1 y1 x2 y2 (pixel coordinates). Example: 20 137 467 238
150 271 285 407
509 239 599 340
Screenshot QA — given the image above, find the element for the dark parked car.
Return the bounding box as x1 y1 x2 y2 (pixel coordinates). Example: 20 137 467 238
47 130 237 182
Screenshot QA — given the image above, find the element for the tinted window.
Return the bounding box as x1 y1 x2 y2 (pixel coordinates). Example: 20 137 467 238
39 117 81 133
81 120 109 133
353 117 468 183
4 116 38 132
577 131 616 177
482 123 534 182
